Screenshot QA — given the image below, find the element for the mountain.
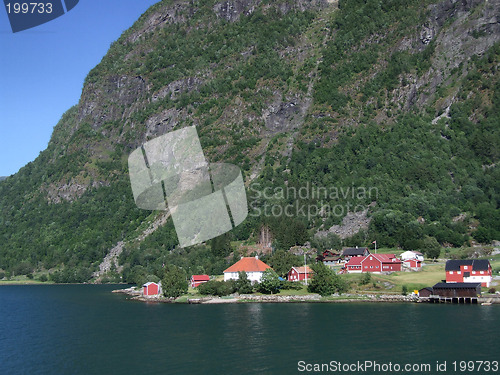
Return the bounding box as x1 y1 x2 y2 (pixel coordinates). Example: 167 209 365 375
0 0 499 281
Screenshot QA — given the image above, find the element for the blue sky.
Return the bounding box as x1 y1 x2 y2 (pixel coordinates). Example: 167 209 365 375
0 0 160 176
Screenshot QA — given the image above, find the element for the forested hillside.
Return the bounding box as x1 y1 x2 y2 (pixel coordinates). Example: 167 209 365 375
0 0 498 282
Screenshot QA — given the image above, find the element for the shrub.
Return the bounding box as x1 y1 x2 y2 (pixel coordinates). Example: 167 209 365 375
360 272 372 285
402 285 408 296
198 280 236 296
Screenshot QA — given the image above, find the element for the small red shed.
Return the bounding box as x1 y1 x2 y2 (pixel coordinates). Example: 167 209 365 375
191 275 210 288
287 266 313 282
143 282 160 296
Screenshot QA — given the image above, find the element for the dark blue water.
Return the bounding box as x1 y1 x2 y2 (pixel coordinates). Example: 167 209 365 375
0 285 498 374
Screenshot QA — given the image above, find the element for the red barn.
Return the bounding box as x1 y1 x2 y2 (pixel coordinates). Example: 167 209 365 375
287 266 313 282
445 260 492 287
346 254 402 273
143 282 160 296
190 275 210 288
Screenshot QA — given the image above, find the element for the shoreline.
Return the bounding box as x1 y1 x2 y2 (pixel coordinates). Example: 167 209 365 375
112 287 421 304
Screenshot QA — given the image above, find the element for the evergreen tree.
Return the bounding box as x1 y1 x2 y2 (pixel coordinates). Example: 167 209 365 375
308 263 348 296
162 265 188 298
236 271 253 294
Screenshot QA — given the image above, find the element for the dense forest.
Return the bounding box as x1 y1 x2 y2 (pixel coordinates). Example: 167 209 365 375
0 0 498 282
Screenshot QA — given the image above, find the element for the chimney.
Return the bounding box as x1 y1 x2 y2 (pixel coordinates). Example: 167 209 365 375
255 255 259 259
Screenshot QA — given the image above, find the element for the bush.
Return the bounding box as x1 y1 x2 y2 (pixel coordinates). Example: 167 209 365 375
38 274 48 282
402 285 408 296
198 280 236 296
360 272 372 285
488 288 496 294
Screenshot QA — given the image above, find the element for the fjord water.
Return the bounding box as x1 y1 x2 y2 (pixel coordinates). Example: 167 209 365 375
0 285 498 375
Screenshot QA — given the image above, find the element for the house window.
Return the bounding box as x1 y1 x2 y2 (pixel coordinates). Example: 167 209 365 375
480 271 484 274
449 271 453 274
464 266 468 270
457 271 461 274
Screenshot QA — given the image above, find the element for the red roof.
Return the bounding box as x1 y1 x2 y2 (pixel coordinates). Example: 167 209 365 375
191 275 210 282
346 257 364 266
224 257 271 273
346 254 402 266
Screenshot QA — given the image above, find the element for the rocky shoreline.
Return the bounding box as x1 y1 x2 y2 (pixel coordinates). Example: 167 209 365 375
112 287 419 304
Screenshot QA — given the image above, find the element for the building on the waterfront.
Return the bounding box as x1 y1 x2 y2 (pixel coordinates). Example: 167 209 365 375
431 282 482 298
190 275 210 288
345 253 402 273
143 281 161 296
445 260 492 287
418 287 433 297
223 256 271 284
287 266 313 282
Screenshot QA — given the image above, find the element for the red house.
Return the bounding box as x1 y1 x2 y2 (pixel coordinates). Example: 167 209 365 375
287 266 313 282
190 275 210 288
345 254 402 273
445 260 492 287
143 282 160 296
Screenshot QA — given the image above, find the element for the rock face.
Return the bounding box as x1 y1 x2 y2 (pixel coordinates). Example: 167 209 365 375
79 75 147 130
398 0 500 110
316 208 372 239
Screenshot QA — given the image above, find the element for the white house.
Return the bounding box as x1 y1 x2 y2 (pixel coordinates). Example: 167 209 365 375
223 256 271 284
400 251 424 262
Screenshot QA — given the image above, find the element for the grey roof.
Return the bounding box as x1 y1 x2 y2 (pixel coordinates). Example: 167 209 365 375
342 247 368 256
433 282 481 289
445 259 490 271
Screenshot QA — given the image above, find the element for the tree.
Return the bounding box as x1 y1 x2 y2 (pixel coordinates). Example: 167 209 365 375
308 263 348 296
236 271 253 294
420 236 441 261
267 250 302 278
162 265 188 298
258 269 281 294
209 233 233 258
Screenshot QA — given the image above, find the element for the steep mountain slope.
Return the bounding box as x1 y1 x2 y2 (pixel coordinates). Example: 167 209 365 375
0 0 498 280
